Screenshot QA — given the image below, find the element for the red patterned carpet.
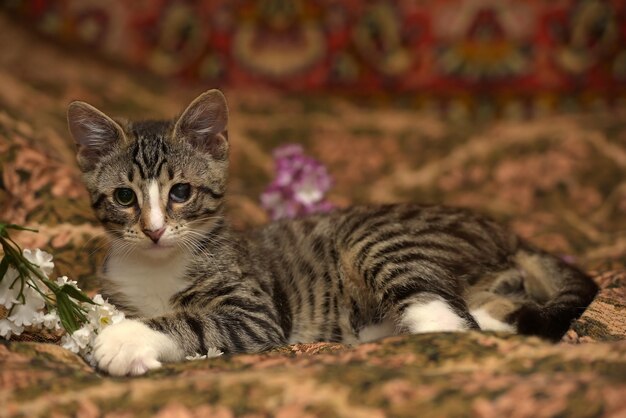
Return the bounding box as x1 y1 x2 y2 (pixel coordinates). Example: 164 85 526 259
5 0 626 109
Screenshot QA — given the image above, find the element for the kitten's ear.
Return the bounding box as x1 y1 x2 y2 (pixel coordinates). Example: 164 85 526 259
67 101 126 171
174 89 229 160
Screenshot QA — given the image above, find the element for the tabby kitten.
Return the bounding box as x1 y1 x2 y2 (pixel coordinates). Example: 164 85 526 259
67 90 598 376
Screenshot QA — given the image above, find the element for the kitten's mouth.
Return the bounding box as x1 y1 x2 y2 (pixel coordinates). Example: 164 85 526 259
136 241 177 259
145 242 175 251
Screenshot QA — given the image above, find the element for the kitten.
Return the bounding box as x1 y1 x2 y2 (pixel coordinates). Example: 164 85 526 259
67 90 598 376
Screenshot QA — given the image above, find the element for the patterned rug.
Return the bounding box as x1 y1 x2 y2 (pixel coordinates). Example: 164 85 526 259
4 0 626 116
0 12 625 418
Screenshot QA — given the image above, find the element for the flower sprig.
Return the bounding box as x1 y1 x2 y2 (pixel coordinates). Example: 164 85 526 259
0 223 225 366
0 222 94 335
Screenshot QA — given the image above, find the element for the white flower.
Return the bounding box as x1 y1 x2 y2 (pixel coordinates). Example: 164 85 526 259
22 249 54 276
7 286 46 327
60 333 80 353
0 267 21 309
293 176 324 205
206 347 224 357
57 294 125 362
30 311 45 328
186 348 223 361
186 353 207 361
87 294 125 329
0 246 131 363
61 326 93 353
72 327 93 349
56 276 78 288
40 311 61 330
0 318 24 339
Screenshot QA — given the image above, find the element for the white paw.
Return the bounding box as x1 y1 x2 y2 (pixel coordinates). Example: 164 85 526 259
470 308 515 332
401 296 469 333
93 319 182 376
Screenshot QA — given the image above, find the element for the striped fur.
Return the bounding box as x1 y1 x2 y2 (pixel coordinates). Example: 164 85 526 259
68 90 599 375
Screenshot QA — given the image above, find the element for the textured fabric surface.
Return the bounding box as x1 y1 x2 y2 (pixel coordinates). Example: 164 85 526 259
3 0 626 116
3 333 626 417
0 13 625 418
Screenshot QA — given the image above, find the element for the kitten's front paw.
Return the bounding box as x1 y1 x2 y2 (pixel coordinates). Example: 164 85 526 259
93 319 180 376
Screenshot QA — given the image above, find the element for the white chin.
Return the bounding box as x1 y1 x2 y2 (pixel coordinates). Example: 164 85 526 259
139 243 177 258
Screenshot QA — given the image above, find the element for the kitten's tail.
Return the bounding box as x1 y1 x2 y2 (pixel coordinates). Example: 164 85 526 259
510 246 599 341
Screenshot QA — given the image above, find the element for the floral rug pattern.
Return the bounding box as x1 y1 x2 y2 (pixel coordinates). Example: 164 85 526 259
4 0 626 116
0 13 625 418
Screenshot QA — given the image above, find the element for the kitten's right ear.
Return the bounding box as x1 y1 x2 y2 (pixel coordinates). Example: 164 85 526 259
67 101 125 171
174 89 229 160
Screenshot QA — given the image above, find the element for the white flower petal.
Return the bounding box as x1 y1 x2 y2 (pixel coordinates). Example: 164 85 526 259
206 347 224 357
71 327 94 349
23 249 54 277
87 294 125 331
60 334 80 353
185 353 207 361
42 311 61 330
31 311 46 327
55 276 78 288
0 267 21 309
7 285 45 327
186 348 223 360
8 303 40 327
294 178 323 205
0 318 24 339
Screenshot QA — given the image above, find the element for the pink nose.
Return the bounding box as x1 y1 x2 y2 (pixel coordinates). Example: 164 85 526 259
142 227 165 243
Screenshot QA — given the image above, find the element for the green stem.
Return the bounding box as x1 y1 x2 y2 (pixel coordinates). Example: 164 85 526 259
0 223 92 334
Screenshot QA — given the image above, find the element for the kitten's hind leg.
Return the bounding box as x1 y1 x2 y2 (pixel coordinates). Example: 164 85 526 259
465 269 526 333
467 293 517 333
398 293 479 334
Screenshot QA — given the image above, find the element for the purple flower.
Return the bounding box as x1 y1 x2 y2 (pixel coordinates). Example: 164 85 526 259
261 145 334 220
560 255 577 265
272 144 305 160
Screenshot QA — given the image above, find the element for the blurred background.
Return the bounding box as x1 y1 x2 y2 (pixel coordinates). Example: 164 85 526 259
5 0 626 111
0 0 625 288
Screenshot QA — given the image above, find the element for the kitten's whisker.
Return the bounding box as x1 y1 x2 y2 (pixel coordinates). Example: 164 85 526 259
179 236 217 266
87 236 116 257
80 230 109 251
109 240 137 264
183 227 245 252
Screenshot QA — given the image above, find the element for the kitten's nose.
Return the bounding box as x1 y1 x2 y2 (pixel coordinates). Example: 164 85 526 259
142 227 165 243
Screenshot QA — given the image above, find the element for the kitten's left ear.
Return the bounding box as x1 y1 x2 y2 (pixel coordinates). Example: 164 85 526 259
67 101 126 171
174 89 229 160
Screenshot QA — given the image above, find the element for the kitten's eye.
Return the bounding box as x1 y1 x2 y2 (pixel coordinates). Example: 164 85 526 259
114 188 136 206
169 183 191 203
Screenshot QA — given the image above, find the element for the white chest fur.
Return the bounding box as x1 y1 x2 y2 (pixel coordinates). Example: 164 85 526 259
105 251 190 318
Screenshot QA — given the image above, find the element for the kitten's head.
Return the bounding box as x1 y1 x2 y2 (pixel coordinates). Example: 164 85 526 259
67 90 229 257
